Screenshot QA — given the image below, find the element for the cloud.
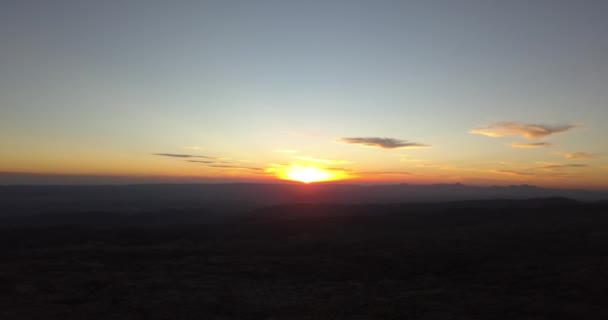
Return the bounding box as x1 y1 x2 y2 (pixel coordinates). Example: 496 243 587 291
266 163 289 168
357 171 413 176
471 122 575 139
153 153 215 159
539 163 588 170
208 165 264 171
154 153 197 158
492 162 588 177
292 156 351 165
511 142 551 148
535 161 558 166
491 169 568 178
325 167 353 172
563 152 595 160
337 137 430 149
158 152 266 173
491 169 535 176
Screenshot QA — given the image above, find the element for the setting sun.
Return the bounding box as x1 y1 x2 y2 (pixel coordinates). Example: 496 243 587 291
286 166 333 183
268 164 349 183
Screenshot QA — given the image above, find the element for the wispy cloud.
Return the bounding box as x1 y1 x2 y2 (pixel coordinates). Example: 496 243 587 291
357 171 413 176
292 156 351 165
535 161 557 166
511 142 551 148
519 162 587 171
471 122 575 139
156 151 268 173
539 163 588 170
337 137 430 149
491 162 588 177
491 169 536 176
208 165 264 171
491 169 568 178
153 153 215 159
154 153 196 158
266 163 288 168
186 160 216 164
563 152 595 160
325 167 353 172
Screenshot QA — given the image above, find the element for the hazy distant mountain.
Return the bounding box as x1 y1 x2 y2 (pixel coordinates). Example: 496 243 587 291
1 183 607 217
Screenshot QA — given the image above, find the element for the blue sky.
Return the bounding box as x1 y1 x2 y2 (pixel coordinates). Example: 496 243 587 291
1 1 607 187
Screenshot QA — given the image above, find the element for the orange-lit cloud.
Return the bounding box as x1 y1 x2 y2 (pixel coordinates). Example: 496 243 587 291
490 169 568 177
491 162 589 177
511 142 551 148
563 152 595 160
292 156 351 165
491 169 536 176
538 163 588 170
471 122 575 139
207 165 265 171
186 160 215 164
153 153 216 159
357 171 412 176
337 137 430 149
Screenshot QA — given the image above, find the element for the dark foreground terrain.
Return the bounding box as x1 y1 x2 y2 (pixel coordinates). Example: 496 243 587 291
2 198 608 319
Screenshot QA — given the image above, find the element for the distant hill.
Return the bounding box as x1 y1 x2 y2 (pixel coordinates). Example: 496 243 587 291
0 183 607 217
0 196 604 227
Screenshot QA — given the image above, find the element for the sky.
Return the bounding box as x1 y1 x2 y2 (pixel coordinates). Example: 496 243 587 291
1 0 607 188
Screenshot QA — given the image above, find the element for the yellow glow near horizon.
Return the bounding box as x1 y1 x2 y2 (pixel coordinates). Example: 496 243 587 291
269 164 349 183
286 166 332 183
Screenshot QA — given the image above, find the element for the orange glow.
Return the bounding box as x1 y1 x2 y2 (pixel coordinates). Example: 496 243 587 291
268 164 350 183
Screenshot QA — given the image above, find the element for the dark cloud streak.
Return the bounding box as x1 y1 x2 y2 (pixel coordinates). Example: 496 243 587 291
563 152 595 160
208 165 264 171
153 153 215 159
337 137 429 149
539 164 588 170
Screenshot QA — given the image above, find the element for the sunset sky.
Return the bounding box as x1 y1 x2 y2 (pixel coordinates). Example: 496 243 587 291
1 1 607 188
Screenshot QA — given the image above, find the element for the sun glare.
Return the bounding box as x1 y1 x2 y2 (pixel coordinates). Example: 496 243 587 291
286 166 332 183
269 164 348 183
